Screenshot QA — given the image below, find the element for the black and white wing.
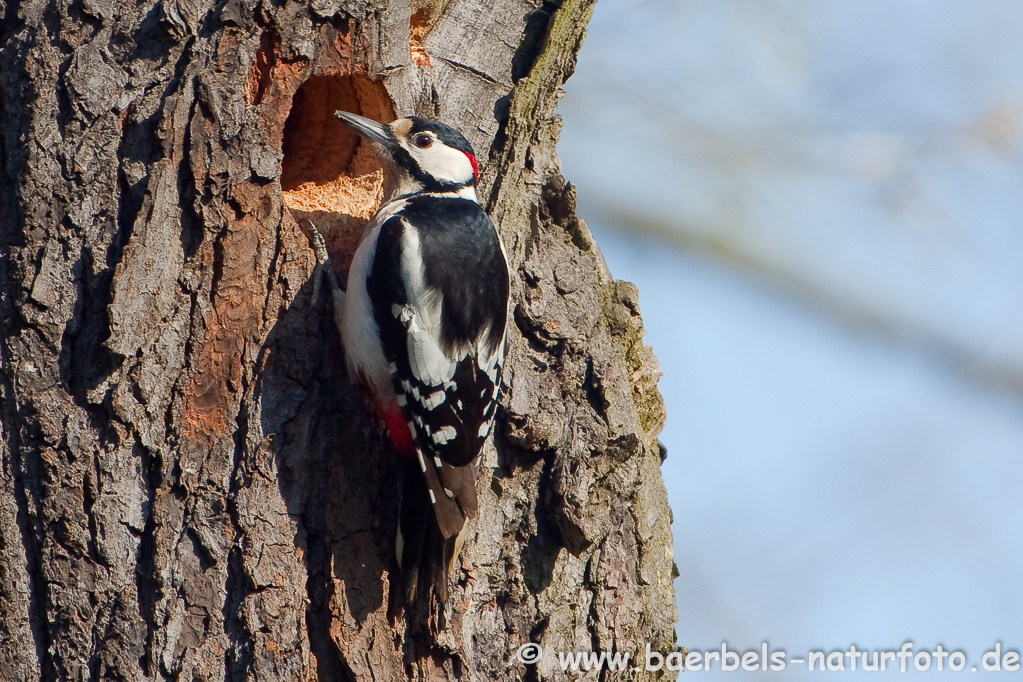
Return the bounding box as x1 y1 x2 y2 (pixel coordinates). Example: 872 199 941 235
367 196 509 537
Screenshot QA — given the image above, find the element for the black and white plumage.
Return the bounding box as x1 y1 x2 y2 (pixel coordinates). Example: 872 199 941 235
330 112 509 556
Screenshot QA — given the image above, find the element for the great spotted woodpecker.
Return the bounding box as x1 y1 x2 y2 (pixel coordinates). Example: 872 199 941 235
322 112 509 577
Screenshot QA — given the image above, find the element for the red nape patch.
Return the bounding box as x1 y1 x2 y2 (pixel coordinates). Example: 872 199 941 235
465 152 478 182
381 403 415 457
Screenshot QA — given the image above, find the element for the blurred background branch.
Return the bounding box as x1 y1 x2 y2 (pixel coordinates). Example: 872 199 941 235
563 0 1023 394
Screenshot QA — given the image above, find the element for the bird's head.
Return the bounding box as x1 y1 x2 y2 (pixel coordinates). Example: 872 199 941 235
336 112 479 201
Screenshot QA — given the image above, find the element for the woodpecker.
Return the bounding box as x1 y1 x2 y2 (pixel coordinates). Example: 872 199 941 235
323 112 509 582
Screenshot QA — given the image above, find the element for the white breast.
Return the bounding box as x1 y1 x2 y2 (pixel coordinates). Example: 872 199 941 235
339 199 408 401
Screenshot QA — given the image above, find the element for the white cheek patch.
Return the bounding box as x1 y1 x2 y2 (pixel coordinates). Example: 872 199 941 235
408 144 475 186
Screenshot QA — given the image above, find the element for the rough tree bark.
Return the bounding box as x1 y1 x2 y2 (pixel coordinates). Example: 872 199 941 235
0 0 678 679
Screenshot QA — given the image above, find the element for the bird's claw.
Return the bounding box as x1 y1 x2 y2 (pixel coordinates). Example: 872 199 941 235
304 219 347 322
305 219 341 304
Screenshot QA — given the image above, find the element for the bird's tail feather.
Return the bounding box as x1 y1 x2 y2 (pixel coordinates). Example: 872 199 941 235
393 457 458 631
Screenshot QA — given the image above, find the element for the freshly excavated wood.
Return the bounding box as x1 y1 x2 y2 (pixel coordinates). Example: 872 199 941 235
0 0 678 679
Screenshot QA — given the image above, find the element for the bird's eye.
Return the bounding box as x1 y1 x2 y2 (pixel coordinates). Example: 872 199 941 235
413 133 433 149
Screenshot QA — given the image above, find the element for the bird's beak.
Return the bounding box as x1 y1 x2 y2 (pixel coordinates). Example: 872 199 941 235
335 111 395 149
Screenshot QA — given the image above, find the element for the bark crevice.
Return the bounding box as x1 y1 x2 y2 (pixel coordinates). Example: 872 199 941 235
4 406 52 678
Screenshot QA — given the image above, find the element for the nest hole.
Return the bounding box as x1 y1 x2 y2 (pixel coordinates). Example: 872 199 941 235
281 74 394 271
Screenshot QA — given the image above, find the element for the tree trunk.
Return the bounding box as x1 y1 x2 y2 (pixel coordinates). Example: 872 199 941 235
0 0 677 679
